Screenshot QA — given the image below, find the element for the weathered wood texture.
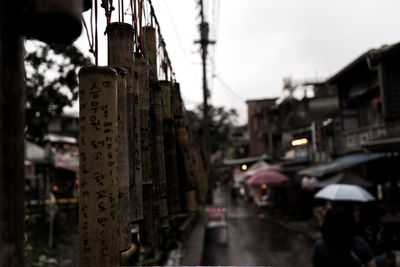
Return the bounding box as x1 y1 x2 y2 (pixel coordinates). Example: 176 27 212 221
135 53 151 185
161 81 182 217
78 67 120 267
142 26 157 81
107 22 143 222
173 83 197 213
115 68 131 251
183 110 204 203
157 81 169 228
0 2 25 265
140 184 160 247
140 26 164 246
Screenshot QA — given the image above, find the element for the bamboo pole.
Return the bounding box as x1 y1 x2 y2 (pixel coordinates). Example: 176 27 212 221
78 66 120 266
135 53 151 185
160 81 182 219
140 26 163 246
173 83 197 213
107 22 143 222
115 68 131 251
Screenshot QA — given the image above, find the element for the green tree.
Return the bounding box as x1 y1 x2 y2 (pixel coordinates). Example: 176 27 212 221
25 41 92 144
187 104 239 155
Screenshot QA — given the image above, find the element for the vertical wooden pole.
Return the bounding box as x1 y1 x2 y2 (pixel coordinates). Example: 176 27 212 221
158 81 172 228
107 22 143 222
142 26 157 81
135 53 151 185
173 83 197 213
78 66 120 266
183 110 201 205
0 1 25 266
161 81 182 218
135 51 161 245
115 68 131 251
140 26 167 246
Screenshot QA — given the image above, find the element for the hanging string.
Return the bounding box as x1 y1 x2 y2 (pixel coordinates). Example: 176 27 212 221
132 0 140 52
101 0 114 24
121 0 124 23
95 0 98 65
117 0 121 22
81 15 95 57
138 0 143 52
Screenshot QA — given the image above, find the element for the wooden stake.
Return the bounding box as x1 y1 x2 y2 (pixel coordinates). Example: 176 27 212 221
107 22 143 222
78 66 120 266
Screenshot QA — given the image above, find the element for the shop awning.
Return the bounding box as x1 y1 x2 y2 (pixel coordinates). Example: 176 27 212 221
223 154 270 166
297 153 384 178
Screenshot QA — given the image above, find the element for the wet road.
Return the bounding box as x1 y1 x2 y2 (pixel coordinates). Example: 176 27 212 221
202 186 315 266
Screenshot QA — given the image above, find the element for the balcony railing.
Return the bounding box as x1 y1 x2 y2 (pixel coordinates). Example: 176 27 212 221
341 121 400 152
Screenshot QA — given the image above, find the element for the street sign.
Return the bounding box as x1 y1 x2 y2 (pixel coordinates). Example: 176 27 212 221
205 205 228 228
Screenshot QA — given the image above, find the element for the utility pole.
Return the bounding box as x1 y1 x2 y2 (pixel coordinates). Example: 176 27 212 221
195 0 215 203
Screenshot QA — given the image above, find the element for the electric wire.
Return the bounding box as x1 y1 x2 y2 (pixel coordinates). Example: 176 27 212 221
161 0 190 64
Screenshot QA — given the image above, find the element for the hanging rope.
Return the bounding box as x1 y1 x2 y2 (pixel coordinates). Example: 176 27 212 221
138 0 143 52
81 15 95 57
95 0 98 65
132 0 140 51
101 0 115 24
117 0 121 22
144 0 175 80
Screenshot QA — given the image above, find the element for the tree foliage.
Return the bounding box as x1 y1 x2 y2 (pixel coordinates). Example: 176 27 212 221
25 41 92 144
187 104 239 154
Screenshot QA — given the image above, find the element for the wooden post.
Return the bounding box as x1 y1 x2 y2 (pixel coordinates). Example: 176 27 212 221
140 26 168 246
135 53 151 185
173 83 197 213
107 22 143 222
0 1 25 265
160 80 182 220
115 68 131 252
78 66 120 266
142 26 157 81
183 110 204 203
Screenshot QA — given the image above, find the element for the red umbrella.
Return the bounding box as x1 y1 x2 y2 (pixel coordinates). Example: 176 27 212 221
245 170 290 186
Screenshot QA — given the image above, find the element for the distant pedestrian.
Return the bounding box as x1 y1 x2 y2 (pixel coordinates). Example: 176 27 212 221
312 207 377 267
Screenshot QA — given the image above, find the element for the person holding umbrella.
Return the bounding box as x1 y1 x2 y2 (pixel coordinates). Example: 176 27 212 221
312 206 377 267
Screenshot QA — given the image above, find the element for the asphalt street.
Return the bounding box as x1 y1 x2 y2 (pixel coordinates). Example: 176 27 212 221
202 186 315 266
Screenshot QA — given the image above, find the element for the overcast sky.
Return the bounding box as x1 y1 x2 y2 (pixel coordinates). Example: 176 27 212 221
73 0 400 124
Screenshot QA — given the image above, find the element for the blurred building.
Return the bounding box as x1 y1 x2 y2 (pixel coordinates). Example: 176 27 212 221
246 82 339 162
328 42 400 154
246 98 277 157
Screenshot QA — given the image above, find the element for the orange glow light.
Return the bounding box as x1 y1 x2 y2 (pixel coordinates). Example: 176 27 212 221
261 184 267 189
291 138 308 146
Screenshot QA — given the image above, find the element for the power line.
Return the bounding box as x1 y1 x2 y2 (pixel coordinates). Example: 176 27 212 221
161 0 190 64
214 75 245 103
